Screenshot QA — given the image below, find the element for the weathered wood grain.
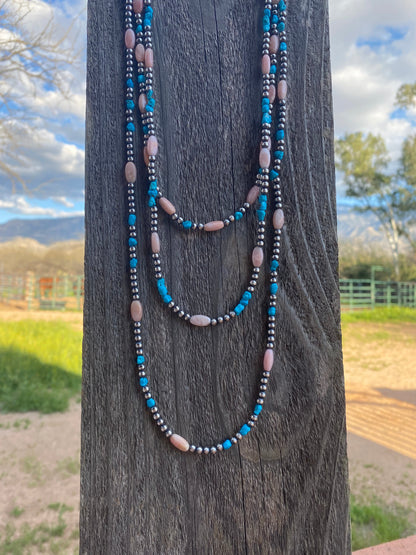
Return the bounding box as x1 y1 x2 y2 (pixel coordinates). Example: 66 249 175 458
80 0 350 553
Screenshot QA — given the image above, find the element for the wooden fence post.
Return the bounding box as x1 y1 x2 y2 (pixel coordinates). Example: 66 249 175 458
80 0 350 553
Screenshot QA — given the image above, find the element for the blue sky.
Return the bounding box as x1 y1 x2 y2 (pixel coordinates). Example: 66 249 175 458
0 0 415 224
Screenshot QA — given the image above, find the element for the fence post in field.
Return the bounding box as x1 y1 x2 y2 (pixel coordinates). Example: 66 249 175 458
80 0 350 553
25 272 35 311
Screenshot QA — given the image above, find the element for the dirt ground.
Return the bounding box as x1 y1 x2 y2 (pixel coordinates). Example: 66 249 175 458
0 311 415 553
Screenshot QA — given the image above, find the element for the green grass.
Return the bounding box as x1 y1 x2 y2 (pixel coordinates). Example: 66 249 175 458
0 320 82 413
342 306 416 324
350 495 413 551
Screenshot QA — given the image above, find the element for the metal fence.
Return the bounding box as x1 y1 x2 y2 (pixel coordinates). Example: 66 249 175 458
340 279 416 311
0 273 84 311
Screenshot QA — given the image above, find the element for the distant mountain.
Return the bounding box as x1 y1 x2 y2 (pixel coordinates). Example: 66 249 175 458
0 216 84 245
336 203 384 243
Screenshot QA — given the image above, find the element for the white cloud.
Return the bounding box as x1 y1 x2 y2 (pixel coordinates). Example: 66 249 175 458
0 195 83 217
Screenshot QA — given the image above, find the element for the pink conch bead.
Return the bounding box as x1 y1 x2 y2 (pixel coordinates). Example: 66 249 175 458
151 232 160 254
268 84 276 103
124 29 135 49
204 220 224 232
262 54 271 74
135 44 145 62
278 80 287 100
130 300 143 322
147 135 158 156
246 186 260 205
273 209 285 229
143 146 149 166
125 162 137 183
263 349 274 372
159 197 176 215
190 315 211 327
133 0 143 13
252 246 264 267
270 34 280 54
170 434 190 452
259 148 271 169
145 48 154 68
139 93 147 113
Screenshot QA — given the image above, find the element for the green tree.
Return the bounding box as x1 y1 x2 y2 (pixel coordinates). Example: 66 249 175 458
335 132 416 280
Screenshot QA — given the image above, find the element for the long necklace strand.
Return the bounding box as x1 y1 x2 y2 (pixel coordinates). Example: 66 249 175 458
123 0 288 453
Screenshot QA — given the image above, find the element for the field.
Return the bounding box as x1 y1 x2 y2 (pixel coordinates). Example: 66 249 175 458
0 308 416 553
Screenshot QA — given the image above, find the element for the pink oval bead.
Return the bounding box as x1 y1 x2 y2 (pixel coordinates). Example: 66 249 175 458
139 93 147 113
278 80 288 100
263 349 274 372
190 315 211 327
268 84 276 103
270 34 280 54
252 246 264 267
143 146 149 166
133 0 143 13
204 220 224 232
262 55 271 74
246 186 260 205
124 29 135 49
170 434 190 452
259 148 271 169
145 48 154 68
125 162 137 183
151 232 160 254
147 135 158 156
130 300 143 322
135 44 145 62
159 197 176 215
273 209 285 229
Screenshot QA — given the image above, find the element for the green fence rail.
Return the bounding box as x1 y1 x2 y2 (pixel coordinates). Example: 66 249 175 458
340 279 416 311
0 273 84 311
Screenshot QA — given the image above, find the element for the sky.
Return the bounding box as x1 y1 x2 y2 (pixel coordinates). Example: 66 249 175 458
0 0 415 223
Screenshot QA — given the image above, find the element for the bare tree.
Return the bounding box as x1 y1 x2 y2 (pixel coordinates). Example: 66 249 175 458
0 0 82 190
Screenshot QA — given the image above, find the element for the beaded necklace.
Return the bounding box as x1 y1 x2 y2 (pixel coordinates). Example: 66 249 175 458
124 0 288 454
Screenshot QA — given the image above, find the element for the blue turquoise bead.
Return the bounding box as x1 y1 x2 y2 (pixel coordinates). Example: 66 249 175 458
263 20 270 32
259 194 267 202
242 291 252 301
128 238 137 246
162 294 172 304
146 398 156 408
276 130 285 140
157 278 165 287
264 8 271 16
262 104 270 113
235 211 243 220
254 404 263 416
272 15 279 24
127 122 135 132
270 65 277 74
143 18 151 27
234 304 245 316
143 125 149 134
270 169 279 180
262 97 270 105
270 283 278 294
136 25 143 33
128 214 136 226
271 259 279 271
130 258 138 269
257 209 266 221
268 307 276 316
126 99 135 109
158 285 168 296
138 74 145 84
240 424 250 436
223 439 232 450
278 0 287 10
145 104 154 112
147 90 154 98
274 150 284 160
280 42 287 51
147 188 157 197
148 98 155 107
137 355 145 365
126 78 134 89
277 21 285 32
259 201 267 210
139 377 148 387
182 220 192 229
240 298 249 307
262 114 272 124
149 180 157 190
148 197 156 207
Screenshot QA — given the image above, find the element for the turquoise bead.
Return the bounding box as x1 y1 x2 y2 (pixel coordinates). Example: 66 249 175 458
182 220 192 229
128 238 137 246
278 0 287 10
235 211 243 220
271 259 279 271
254 404 263 415
148 197 156 207
270 65 277 74
157 278 165 287
276 129 285 140
234 304 244 316
146 398 156 408
280 42 287 51
128 214 136 226
240 424 250 436
138 74 145 83
147 89 154 99
158 285 168 296
268 307 276 316
264 8 271 16
272 15 279 24
277 21 285 32
126 78 134 89
240 298 249 307
274 150 284 160
137 355 145 364
139 377 148 387
127 122 135 132
136 25 143 33
242 291 252 301
145 104 154 112
130 258 137 269
270 169 279 180
270 283 278 294
147 189 157 197
223 439 232 450
257 210 266 221
259 194 267 203
262 114 272 124
162 294 172 304
126 99 134 109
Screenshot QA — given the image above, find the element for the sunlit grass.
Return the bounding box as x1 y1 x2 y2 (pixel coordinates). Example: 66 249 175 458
342 307 416 324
